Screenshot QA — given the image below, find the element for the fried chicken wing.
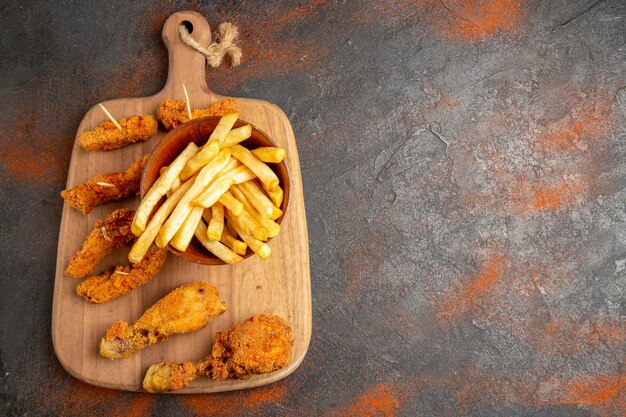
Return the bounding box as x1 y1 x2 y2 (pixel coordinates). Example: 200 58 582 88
142 315 293 392
100 281 226 359
76 245 167 303
65 208 135 278
61 154 148 214
78 115 158 151
156 98 238 130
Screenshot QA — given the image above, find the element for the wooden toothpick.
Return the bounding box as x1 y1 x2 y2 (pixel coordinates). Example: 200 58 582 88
182 84 192 120
99 104 122 130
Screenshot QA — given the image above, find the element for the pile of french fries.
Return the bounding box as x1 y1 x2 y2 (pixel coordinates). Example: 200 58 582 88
128 112 286 264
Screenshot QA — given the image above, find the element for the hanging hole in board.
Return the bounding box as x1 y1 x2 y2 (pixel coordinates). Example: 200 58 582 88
181 20 193 33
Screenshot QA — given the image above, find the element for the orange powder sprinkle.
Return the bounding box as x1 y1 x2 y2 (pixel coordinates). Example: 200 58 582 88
180 384 286 416
517 180 584 212
328 382 400 417
559 374 626 406
441 0 525 40
541 106 611 152
439 255 508 317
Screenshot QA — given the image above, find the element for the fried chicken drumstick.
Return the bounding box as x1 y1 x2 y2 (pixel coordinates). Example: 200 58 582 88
78 115 158 151
65 208 135 278
76 245 167 304
142 315 293 393
156 98 238 130
61 154 148 214
100 282 226 359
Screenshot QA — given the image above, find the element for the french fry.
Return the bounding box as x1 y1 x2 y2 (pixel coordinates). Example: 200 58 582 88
221 124 252 148
195 219 243 264
132 142 198 236
239 180 283 220
192 165 256 208
226 211 271 259
231 185 280 238
156 150 231 248
161 166 182 193
128 176 195 263
206 202 224 240
180 112 239 180
170 206 203 251
220 223 247 255
251 146 286 163
218 191 243 216
222 158 241 173
266 185 284 207
231 144 279 190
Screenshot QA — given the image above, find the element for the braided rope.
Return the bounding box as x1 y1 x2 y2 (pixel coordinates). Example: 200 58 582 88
178 22 242 67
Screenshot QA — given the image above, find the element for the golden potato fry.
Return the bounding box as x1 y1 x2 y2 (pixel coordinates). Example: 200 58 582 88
266 185 284 207
128 176 195 263
222 158 241 174
239 180 283 220
156 150 231 248
180 112 239 180
192 165 256 208
230 185 280 238
220 223 247 255
206 202 224 240
195 219 243 264
231 145 279 190
180 141 219 181
251 146 286 163
170 207 203 252
221 124 252 148
218 191 243 216
132 142 198 236
226 211 271 259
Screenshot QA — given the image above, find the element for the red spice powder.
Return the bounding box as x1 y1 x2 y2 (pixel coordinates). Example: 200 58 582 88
560 374 626 406
29 378 153 417
0 119 71 186
328 382 400 417
439 255 508 317
513 179 585 213
180 384 286 416
440 0 525 40
541 106 612 152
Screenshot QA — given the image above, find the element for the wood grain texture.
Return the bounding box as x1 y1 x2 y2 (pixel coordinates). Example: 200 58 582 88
51 11 311 393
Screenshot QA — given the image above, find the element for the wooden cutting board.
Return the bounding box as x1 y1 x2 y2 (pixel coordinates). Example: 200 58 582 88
52 11 311 393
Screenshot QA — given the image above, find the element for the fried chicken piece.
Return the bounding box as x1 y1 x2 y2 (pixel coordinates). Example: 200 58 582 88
100 282 226 359
156 98 238 130
65 208 135 278
61 154 148 214
209 315 293 380
76 245 167 303
142 315 293 392
143 361 203 393
78 115 158 151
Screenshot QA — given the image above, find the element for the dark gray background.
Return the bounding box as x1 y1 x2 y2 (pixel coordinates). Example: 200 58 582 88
1 1 624 416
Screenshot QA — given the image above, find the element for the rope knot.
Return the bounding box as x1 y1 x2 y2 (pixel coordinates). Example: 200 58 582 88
178 22 242 68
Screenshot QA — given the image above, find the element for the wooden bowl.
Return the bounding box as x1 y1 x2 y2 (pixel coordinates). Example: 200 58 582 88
141 116 290 265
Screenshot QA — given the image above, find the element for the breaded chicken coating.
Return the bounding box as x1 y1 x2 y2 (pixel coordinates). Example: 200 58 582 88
142 315 293 392
76 245 167 304
100 282 226 359
209 314 293 380
65 208 135 278
78 115 158 151
61 154 148 214
156 98 238 130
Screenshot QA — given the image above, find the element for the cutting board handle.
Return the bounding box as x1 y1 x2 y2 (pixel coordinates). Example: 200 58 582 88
161 11 213 95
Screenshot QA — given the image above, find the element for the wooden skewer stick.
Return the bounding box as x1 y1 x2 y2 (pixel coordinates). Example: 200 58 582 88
99 104 123 130
183 84 192 120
